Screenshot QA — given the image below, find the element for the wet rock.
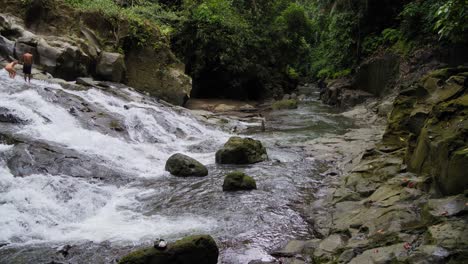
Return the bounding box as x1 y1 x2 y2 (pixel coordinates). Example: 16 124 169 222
427 194 467 217
0 107 26 124
118 235 218 264
222 171 256 191
215 137 268 164
248 260 278 264
271 99 298 110
213 104 237 112
57 244 72 257
348 243 407 264
271 240 308 258
76 77 97 87
4 139 127 183
313 234 347 260
338 249 355 263
406 245 450 264
165 153 208 177
377 100 393 118
428 220 468 249
96 52 126 82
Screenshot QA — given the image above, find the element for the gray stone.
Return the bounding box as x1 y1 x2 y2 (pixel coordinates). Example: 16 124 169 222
37 37 91 80
76 77 97 87
126 46 192 106
165 153 208 177
338 249 355 263
96 52 126 82
427 194 467 217
0 35 15 59
271 240 307 257
348 243 407 264
428 220 468 249
0 107 26 124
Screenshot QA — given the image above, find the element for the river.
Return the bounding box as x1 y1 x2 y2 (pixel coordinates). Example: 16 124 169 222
0 71 367 263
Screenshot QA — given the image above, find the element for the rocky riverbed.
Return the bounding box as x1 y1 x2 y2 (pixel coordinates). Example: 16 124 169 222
0 70 392 264
269 68 468 264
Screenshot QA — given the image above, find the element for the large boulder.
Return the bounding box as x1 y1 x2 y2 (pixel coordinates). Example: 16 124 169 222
215 137 268 164
165 153 208 177
37 37 91 80
125 46 192 106
96 52 126 82
222 171 257 191
118 235 219 264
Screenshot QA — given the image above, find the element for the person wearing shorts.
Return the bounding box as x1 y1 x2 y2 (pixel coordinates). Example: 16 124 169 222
22 52 33 83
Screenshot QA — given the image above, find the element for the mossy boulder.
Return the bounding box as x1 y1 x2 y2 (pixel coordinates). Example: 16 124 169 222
222 171 257 191
215 137 268 164
271 99 298 110
165 153 208 177
118 235 219 264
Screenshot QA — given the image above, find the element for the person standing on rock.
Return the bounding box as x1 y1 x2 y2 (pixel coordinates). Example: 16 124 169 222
4 60 18 79
22 51 33 83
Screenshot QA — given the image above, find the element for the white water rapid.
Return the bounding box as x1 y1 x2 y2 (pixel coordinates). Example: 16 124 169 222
0 71 228 246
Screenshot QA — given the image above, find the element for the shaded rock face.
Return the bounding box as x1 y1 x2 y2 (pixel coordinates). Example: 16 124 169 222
222 171 257 191
320 78 374 108
0 35 14 58
37 37 93 80
165 153 208 177
96 52 126 83
215 137 268 164
385 67 468 195
353 53 400 97
125 46 192 106
320 53 399 108
118 235 219 264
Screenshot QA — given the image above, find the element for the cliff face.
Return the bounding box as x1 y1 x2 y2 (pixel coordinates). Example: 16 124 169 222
0 0 191 105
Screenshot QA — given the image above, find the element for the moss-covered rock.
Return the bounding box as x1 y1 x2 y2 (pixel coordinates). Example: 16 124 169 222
118 235 218 264
222 171 257 191
384 68 468 195
215 137 268 164
165 153 208 177
271 99 298 110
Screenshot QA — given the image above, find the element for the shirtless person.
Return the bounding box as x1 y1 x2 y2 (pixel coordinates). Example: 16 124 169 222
4 61 18 79
22 52 33 83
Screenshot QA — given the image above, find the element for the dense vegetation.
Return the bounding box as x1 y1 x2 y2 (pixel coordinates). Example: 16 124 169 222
59 0 467 99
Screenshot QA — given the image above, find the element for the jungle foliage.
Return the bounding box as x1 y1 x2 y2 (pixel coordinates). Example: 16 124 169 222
59 0 468 99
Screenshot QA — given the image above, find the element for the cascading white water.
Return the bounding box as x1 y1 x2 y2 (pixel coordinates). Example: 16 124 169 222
0 71 227 245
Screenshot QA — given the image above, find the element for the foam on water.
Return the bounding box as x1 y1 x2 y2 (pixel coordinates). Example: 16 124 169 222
0 72 224 244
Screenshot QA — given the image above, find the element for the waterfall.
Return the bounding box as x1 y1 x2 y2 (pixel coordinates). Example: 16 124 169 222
0 71 227 245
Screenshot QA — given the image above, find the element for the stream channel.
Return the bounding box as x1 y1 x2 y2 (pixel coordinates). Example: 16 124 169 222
0 72 363 263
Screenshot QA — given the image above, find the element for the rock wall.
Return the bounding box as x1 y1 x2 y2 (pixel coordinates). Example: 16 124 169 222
276 67 468 264
320 47 468 109
385 67 468 195
0 0 192 105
